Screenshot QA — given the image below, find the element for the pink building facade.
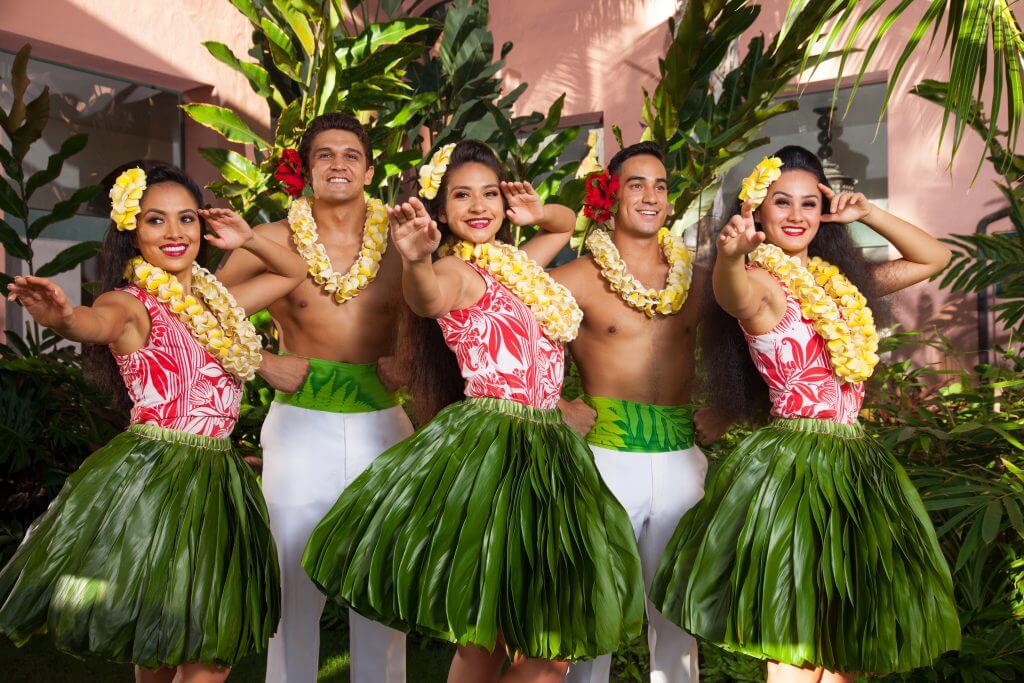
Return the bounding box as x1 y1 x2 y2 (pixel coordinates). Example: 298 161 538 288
3 0 1022 363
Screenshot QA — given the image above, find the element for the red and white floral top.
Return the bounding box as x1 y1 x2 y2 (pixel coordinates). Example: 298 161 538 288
743 287 864 424
439 263 564 410
113 285 242 438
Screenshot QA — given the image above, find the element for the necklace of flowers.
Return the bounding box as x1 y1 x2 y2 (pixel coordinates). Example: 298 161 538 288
443 240 583 343
287 195 389 304
125 256 262 380
586 227 693 317
748 243 879 383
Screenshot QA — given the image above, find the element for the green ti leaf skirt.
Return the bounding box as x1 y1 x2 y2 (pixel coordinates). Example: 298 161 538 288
0 424 281 669
650 417 961 673
301 396 645 661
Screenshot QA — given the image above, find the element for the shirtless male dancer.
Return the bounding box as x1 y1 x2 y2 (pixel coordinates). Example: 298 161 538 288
219 113 409 683
553 142 731 683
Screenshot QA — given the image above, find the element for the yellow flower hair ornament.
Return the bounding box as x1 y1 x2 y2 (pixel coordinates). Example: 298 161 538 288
110 167 147 231
418 143 456 200
738 156 783 210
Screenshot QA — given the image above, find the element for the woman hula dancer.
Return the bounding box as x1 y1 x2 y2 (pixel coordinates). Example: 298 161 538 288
650 145 960 681
0 162 307 682
301 140 644 682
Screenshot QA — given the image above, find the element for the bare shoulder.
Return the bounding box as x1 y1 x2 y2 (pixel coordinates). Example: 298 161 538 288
253 218 294 247
550 254 599 287
93 288 147 322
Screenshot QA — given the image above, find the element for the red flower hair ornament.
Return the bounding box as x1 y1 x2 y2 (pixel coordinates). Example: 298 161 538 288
275 149 305 198
582 170 619 224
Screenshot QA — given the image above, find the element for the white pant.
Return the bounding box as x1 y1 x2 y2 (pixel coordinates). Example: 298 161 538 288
261 401 414 683
567 445 708 683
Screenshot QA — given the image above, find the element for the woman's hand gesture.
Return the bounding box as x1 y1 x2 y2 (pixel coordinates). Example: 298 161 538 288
199 208 254 250
818 183 873 223
7 276 74 330
718 202 765 259
389 197 441 263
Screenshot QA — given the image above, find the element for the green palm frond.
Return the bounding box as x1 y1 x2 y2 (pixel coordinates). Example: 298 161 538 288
803 0 1024 178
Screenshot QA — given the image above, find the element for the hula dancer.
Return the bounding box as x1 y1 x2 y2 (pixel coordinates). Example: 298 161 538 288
217 113 412 683
301 140 645 682
650 145 960 681
553 142 731 683
0 162 307 682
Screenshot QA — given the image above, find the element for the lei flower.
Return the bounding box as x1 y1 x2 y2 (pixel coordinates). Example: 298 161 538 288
110 167 147 231
583 170 619 223
586 227 693 317
418 143 456 200
738 156 783 209
288 195 389 304
443 240 583 342
125 257 262 380
749 243 879 383
275 149 305 198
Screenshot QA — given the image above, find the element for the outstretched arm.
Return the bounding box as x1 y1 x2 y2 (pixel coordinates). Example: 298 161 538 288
201 208 307 314
7 277 139 347
713 203 769 322
504 181 574 267
817 184 951 297
390 197 467 318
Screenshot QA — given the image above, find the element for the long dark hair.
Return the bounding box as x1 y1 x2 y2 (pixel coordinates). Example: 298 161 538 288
84 161 207 413
699 145 886 424
396 140 513 425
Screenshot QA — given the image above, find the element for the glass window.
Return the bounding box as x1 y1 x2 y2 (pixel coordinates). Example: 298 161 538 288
1 50 183 336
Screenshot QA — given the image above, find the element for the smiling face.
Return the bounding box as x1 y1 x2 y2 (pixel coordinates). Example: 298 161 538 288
306 129 374 203
755 169 825 256
133 182 202 279
613 154 669 237
439 161 505 244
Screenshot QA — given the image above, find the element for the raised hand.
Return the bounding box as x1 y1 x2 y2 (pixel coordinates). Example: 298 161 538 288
819 183 873 224
502 180 545 226
718 202 765 258
199 208 254 250
7 276 74 330
389 197 441 263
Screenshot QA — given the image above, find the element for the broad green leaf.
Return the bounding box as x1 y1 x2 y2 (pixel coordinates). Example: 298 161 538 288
199 147 263 186
0 177 26 218
182 103 270 149
35 240 102 277
24 133 88 199
0 218 29 259
27 185 102 239
273 0 316 56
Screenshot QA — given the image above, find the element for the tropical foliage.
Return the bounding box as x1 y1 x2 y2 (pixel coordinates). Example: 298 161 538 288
640 0 848 232
185 0 584 238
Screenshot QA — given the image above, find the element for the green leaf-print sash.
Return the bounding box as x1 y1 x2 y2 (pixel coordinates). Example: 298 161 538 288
584 395 695 452
273 356 399 413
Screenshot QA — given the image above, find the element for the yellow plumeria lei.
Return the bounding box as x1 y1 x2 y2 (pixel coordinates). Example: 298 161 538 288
586 228 693 317
749 243 879 383
110 168 147 231
739 156 783 209
125 257 262 380
287 195 389 304
418 143 456 200
444 240 583 343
